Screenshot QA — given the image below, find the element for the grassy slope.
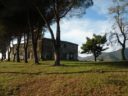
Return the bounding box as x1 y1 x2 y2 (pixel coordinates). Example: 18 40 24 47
0 61 128 96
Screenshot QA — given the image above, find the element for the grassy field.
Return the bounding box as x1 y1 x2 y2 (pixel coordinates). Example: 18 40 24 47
0 61 128 96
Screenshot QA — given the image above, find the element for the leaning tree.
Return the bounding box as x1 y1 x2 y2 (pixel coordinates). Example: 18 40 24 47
36 0 93 66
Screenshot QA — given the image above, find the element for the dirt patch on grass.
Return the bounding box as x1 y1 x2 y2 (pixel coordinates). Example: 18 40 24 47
88 85 122 96
17 74 124 96
18 75 84 96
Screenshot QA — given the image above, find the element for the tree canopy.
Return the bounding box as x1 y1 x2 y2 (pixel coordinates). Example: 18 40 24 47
0 0 93 64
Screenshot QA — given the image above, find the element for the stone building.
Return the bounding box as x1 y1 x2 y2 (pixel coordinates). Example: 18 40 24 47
10 38 78 60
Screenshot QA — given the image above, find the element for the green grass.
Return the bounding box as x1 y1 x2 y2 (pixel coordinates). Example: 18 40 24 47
0 61 128 96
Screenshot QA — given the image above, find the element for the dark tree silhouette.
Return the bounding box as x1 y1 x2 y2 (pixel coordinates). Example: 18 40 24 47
0 0 93 65
0 24 11 61
0 0 45 64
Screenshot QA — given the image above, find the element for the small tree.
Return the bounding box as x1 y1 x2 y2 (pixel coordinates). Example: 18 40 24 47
81 34 107 62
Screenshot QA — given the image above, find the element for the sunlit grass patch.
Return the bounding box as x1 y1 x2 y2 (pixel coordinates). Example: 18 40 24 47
0 61 128 96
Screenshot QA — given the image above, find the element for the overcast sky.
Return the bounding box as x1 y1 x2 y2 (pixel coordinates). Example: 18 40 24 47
44 0 116 57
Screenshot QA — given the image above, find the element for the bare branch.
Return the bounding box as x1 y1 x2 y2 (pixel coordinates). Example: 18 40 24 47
115 33 123 46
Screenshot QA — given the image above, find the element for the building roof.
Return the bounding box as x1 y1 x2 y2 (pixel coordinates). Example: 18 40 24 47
43 38 78 46
12 38 78 46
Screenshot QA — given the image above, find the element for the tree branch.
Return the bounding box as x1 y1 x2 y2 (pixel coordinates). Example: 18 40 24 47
115 33 123 46
60 3 73 18
115 13 126 44
35 6 56 45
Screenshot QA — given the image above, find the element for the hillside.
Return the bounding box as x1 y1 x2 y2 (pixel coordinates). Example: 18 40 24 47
79 48 128 61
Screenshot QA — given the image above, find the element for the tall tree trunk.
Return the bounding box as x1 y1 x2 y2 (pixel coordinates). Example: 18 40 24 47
32 42 39 64
93 52 97 62
94 55 97 62
12 41 16 62
24 32 29 63
54 9 61 66
7 48 11 61
54 45 60 66
31 31 39 64
24 47 28 63
24 14 31 63
41 41 43 61
41 32 45 61
121 46 126 60
16 36 21 62
13 53 16 62
35 5 61 65
94 56 97 62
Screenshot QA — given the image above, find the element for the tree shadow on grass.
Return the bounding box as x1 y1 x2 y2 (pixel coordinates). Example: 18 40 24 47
1 70 128 75
61 61 128 68
99 61 128 68
0 61 128 75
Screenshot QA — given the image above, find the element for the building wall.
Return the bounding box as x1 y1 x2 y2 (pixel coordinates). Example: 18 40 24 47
10 38 78 61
